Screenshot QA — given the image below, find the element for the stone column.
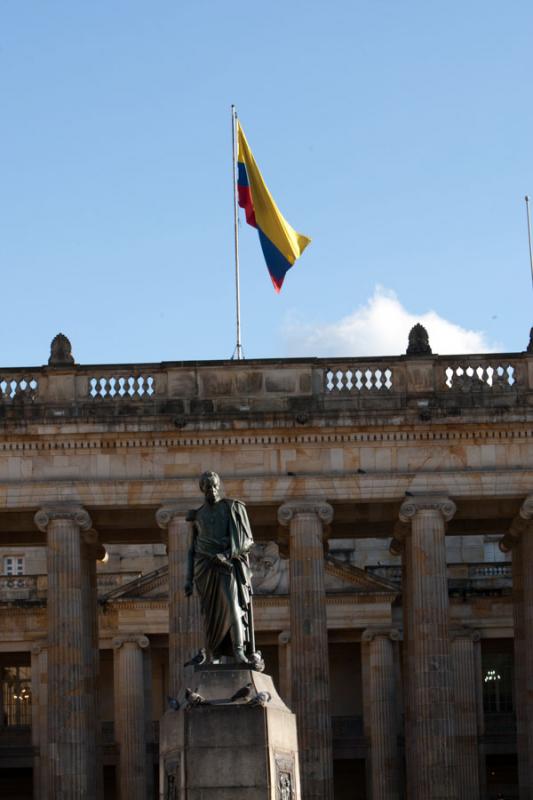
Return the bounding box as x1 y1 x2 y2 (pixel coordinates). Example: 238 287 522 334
500 495 533 799
81 532 105 800
278 630 292 707
143 645 154 800
395 529 415 799
278 500 334 800
113 635 150 800
362 628 400 800
34 505 102 800
399 496 457 800
450 628 481 800
156 504 202 699
31 641 48 800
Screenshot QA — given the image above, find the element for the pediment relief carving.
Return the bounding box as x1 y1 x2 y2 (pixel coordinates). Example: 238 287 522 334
101 541 398 604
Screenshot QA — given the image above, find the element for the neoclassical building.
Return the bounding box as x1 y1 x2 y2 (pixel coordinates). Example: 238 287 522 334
0 330 532 799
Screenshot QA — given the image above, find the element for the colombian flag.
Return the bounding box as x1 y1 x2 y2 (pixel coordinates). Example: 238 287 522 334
237 122 311 292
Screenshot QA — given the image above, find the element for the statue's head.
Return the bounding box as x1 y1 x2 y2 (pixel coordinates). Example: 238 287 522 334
199 471 221 505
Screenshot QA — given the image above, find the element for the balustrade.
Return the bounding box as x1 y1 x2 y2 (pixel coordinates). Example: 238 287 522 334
0 375 39 400
325 365 394 392
0 354 530 414
89 374 155 399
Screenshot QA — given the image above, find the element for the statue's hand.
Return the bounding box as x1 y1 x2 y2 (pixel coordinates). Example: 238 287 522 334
214 553 233 573
184 581 193 597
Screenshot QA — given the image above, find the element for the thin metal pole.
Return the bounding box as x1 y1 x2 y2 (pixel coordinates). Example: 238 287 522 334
526 195 533 291
231 105 243 360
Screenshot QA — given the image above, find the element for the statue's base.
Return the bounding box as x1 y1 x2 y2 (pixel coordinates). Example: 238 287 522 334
160 666 301 799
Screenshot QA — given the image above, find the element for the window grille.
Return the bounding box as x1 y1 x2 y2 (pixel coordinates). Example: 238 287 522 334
482 652 514 714
3 557 24 576
1 666 32 727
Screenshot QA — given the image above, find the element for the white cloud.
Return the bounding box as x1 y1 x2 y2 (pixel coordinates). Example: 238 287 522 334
283 287 500 357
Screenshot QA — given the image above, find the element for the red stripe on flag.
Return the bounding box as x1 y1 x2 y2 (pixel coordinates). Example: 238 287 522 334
237 183 257 228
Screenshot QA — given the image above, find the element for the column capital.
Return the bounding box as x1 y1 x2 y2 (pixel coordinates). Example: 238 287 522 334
278 630 291 646
112 634 149 651
399 495 456 523
34 503 92 533
499 494 533 551
519 494 533 520
277 499 334 527
31 638 48 656
155 502 192 530
450 626 480 643
362 627 401 643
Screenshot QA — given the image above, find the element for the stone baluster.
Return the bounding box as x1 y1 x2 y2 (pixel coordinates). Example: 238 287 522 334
500 494 533 799
362 628 400 800
278 630 292 707
399 496 457 800
450 627 481 800
278 500 334 800
113 635 150 800
31 641 48 800
34 504 102 800
156 504 202 699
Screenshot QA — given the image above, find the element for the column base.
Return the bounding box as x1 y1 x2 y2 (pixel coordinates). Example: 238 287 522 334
160 666 301 799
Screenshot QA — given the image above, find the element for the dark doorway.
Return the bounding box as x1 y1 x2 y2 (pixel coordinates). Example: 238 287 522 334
486 753 518 799
0 768 33 799
333 758 366 800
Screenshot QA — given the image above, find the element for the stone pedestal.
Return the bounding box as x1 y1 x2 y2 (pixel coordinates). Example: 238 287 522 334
160 666 300 800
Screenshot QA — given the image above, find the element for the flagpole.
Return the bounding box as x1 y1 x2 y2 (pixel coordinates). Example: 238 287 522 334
231 105 244 360
526 195 533 292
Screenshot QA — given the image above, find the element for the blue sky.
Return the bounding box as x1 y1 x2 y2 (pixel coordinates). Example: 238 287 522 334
0 1 532 366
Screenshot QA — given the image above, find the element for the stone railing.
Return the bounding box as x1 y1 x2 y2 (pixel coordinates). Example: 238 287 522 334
0 352 531 420
0 572 143 602
367 562 512 588
0 575 46 602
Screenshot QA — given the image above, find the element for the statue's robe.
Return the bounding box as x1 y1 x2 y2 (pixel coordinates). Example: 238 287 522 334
188 499 253 658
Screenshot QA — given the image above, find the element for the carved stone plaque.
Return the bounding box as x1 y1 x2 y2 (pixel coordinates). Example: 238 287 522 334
165 757 179 800
275 753 295 800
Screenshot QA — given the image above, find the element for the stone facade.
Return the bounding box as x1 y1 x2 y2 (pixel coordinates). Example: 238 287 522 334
0 344 531 798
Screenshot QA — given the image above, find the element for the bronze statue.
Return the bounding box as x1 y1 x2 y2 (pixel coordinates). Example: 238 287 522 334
185 472 259 665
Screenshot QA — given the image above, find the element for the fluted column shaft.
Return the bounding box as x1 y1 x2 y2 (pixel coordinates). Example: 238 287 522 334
35 505 101 800
31 642 48 800
278 501 334 800
511 524 533 797
278 630 292 707
81 537 103 800
156 505 202 699
401 535 415 798
399 497 457 800
363 629 400 800
451 630 481 800
501 495 533 799
113 635 150 800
